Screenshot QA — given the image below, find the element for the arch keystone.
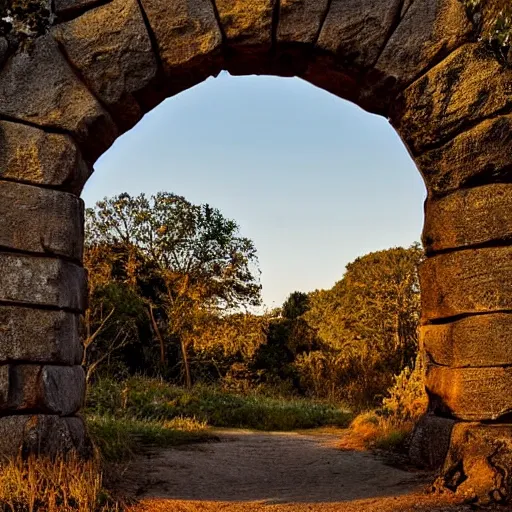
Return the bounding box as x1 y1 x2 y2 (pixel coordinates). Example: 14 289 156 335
139 0 222 88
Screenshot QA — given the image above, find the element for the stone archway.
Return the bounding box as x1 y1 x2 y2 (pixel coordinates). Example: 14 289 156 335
0 0 511 502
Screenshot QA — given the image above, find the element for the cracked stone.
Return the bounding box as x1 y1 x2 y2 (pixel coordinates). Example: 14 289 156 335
391 43 512 154
277 0 329 45
363 0 471 107
0 414 91 457
416 113 512 197
140 0 222 87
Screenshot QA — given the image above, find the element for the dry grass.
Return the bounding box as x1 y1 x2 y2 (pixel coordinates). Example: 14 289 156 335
0 453 118 512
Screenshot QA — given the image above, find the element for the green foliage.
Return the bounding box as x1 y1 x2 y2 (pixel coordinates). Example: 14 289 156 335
460 0 511 64
381 354 428 422
490 9 512 62
0 0 52 51
302 244 423 407
347 356 428 452
84 192 261 385
85 194 423 413
86 377 352 432
281 291 310 320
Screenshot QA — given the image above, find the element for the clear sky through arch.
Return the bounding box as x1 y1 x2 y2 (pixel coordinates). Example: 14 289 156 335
82 72 427 309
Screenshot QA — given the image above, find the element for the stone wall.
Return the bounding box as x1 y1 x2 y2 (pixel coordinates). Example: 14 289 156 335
0 0 510 503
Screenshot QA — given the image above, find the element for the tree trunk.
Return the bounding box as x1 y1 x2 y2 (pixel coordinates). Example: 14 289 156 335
181 337 192 389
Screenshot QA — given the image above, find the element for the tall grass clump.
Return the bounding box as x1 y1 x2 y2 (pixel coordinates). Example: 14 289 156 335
0 454 114 512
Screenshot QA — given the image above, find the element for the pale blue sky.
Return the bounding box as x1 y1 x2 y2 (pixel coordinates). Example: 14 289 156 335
82 72 426 309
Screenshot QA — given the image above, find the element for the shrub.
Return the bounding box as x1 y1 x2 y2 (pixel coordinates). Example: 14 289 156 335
346 356 428 452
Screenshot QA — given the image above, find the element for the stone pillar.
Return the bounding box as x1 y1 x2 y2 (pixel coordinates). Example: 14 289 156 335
0 121 91 457
387 35 512 502
412 184 512 503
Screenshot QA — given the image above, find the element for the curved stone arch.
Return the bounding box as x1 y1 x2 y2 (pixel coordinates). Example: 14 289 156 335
0 0 511 501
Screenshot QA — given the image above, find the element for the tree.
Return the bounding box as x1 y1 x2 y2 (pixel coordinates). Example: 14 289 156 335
281 291 310 320
85 192 262 387
82 243 151 382
304 244 423 405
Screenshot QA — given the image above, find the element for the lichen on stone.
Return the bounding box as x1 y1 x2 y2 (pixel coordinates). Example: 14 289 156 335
0 0 53 52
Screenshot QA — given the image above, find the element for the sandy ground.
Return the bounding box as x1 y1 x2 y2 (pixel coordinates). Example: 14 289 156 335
124 429 476 512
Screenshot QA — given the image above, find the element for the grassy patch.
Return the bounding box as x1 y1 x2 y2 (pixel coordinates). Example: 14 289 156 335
87 415 214 464
86 377 352 432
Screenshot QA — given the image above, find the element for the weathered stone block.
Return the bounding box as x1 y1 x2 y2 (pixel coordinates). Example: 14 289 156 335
422 314 512 368
140 0 222 82
427 365 512 421
409 414 455 469
54 0 108 17
0 306 82 365
0 414 90 458
53 0 158 132
2 365 85 416
316 0 402 70
0 253 87 311
437 423 512 504
366 0 471 101
392 43 512 154
423 184 512 253
0 35 118 163
420 247 512 322
416 114 512 197
0 182 84 261
215 0 275 47
278 0 328 45
0 121 91 195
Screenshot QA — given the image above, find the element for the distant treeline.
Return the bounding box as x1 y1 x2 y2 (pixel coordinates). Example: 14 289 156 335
84 192 423 408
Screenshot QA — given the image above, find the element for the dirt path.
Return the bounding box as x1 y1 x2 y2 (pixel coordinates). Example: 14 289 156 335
125 429 472 512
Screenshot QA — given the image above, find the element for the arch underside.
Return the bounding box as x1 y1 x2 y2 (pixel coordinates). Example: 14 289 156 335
0 0 511 502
